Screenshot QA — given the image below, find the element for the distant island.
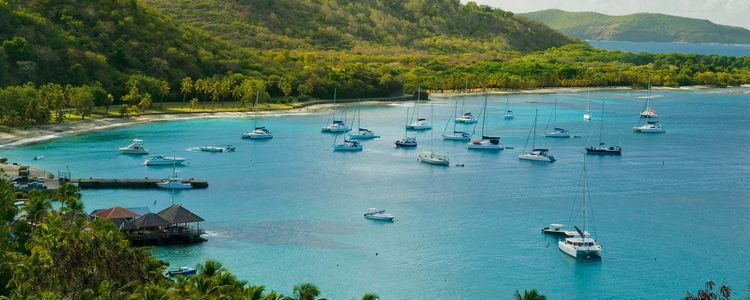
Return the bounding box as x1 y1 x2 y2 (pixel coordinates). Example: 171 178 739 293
521 9 750 44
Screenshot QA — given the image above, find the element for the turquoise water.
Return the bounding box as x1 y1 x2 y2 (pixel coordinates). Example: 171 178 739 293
590 40 750 56
2 88 750 299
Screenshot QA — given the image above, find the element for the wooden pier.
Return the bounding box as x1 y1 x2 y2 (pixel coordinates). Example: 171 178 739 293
70 178 208 189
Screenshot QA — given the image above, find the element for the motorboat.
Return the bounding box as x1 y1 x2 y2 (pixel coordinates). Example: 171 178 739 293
166 267 197 277
542 223 568 236
518 148 556 162
442 131 471 141
333 140 363 152
455 112 478 124
395 137 417 147
545 127 570 138
468 136 504 150
144 155 187 166
199 145 235 152
349 128 380 139
363 208 394 222
406 118 431 130
418 152 449 166
242 127 273 139
322 120 351 132
157 178 192 190
119 139 149 155
633 121 666 133
586 143 622 155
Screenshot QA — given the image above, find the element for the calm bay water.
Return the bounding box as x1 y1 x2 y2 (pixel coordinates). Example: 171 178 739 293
590 40 750 56
2 88 749 299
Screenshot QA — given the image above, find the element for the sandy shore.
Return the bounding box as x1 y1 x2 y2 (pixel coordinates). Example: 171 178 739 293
428 85 719 98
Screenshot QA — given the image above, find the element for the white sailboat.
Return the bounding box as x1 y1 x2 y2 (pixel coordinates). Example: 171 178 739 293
519 110 556 163
333 129 363 151
467 93 503 151
442 98 471 141
395 108 418 147
322 88 351 133
639 80 658 118
586 100 622 155
504 95 514 120
348 101 380 140
545 98 570 138
418 105 449 166
455 82 478 124
558 160 602 259
406 87 432 130
242 92 274 139
583 91 592 121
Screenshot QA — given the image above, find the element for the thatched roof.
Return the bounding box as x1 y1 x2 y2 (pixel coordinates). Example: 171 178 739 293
158 204 204 224
91 206 139 219
130 213 170 229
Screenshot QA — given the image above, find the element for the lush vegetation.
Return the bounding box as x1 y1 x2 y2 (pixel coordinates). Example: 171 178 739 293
521 9 750 44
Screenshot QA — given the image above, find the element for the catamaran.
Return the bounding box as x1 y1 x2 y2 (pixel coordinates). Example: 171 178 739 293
419 105 450 166
242 92 274 139
639 80 658 118
395 108 418 148
348 101 380 140
406 87 432 130
504 95 514 120
519 110 556 163
442 99 471 141
545 99 570 138
322 88 351 133
583 91 592 121
558 160 602 259
586 100 622 155
467 93 504 150
119 138 149 155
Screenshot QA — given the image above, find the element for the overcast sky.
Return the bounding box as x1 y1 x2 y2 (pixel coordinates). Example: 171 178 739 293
470 0 750 29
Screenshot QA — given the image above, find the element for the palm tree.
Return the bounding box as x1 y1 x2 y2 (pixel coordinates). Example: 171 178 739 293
180 77 193 105
197 260 225 277
361 293 379 300
246 285 266 300
293 283 320 300
23 189 51 227
514 289 546 300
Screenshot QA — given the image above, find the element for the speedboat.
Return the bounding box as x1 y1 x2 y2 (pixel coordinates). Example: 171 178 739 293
558 227 602 258
333 140 363 152
157 178 192 190
455 112 478 124
518 148 556 162
504 110 514 120
586 143 622 155
542 223 568 236
545 128 570 138
640 107 658 118
395 137 417 148
322 120 351 133
349 128 380 140
119 139 149 155
363 208 394 222
144 155 187 166
634 121 665 133
418 152 449 166
406 118 431 130
166 267 197 277
199 145 234 152
442 131 471 141
467 136 504 150
242 127 273 139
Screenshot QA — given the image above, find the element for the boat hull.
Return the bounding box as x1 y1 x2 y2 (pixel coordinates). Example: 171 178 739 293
144 159 186 166
633 127 666 133
518 153 555 162
442 134 470 141
455 119 477 124
585 147 622 155
545 133 570 138
157 182 193 189
558 241 602 258
406 125 431 130
119 149 149 155
333 146 363 152
467 142 504 150
364 215 394 222
243 133 273 139
418 153 449 166
348 134 379 140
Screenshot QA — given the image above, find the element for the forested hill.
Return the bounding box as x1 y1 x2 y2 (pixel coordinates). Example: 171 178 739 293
143 0 572 53
521 9 750 44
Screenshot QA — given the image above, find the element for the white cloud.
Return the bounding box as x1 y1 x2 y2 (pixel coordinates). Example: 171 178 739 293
469 0 750 29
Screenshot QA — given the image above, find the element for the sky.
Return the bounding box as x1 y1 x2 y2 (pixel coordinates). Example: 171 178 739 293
470 0 750 29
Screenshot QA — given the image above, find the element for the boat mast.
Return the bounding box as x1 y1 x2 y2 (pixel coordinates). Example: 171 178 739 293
254 91 259 128
445 99 457 135
459 82 467 117
481 92 488 137
599 100 605 144
356 100 361 130
333 88 337 121
430 104 435 153
582 158 589 236
404 108 410 138
532 109 538 150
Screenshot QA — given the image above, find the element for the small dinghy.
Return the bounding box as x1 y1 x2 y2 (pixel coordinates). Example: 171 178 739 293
166 267 197 277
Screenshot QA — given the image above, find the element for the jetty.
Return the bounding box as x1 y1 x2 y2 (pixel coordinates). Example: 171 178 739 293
70 178 208 189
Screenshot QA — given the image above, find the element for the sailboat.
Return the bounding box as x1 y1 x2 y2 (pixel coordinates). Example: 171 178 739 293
503 95 514 120
157 162 192 190
519 110 556 162
406 87 432 130
442 99 471 141
467 93 503 150
558 159 602 259
242 92 273 139
418 104 449 166
333 130 363 152
545 98 570 138
639 80 658 118
348 101 380 140
455 82 478 124
395 108 418 147
583 91 592 121
322 88 351 133
586 100 622 155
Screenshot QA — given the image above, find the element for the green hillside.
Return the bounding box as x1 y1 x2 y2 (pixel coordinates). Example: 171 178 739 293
143 0 572 53
521 9 750 44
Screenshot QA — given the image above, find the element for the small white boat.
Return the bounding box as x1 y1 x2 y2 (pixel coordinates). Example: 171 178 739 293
583 112 591 121
455 112 478 124
518 148 556 162
406 118 431 130
442 131 471 141
157 178 192 190
418 152 449 166
333 140 363 152
199 145 235 152
468 136 504 150
144 155 187 166
633 121 666 133
363 208 394 222
242 127 273 139
119 139 149 155
545 127 571 138
395 137 417 147
542 223 567 235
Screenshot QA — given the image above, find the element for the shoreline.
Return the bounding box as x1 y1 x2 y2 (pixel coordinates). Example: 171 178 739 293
428 85 721 98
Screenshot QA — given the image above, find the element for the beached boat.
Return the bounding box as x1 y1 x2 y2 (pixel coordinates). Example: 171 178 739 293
144 155 187 166
467 94 504 150
166 267 197 277
442 99 471 141
119 139 149 155
406 87 431 130
634 121 666 133
242 92 274 139
364 208 394 222
419 104 449 166
545 99 571 138
322 88 351 133
587 101 622 155
519 110 556 163
558 161 602 259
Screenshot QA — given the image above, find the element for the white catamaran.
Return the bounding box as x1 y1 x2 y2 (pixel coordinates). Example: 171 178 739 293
558 160 602 259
